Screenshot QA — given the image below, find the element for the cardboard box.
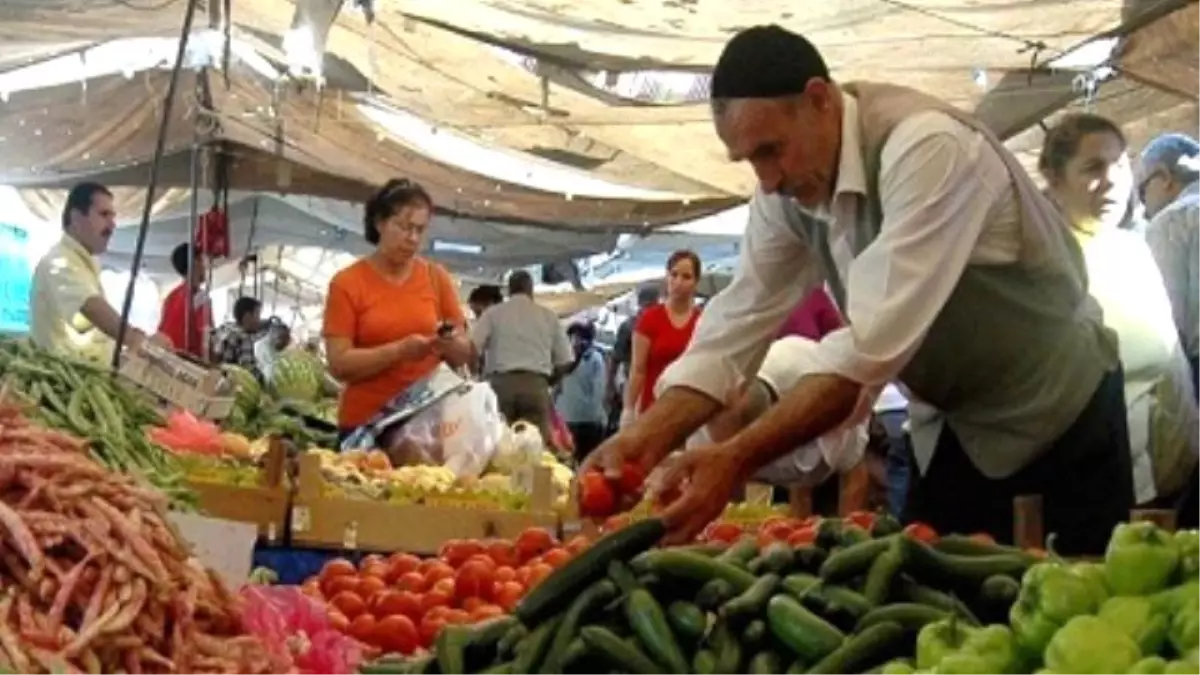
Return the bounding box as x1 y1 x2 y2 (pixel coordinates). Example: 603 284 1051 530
290 453 560 554
185 438 290 543
119 345 235 420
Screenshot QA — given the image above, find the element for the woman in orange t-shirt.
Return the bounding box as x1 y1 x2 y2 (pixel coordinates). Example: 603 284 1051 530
322 179 470 435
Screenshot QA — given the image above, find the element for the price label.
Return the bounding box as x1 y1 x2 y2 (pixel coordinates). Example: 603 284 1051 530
291 506 310 533
343 521 359 550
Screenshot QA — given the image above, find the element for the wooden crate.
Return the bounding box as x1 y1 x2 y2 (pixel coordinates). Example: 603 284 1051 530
290 454 561 555
185 438 290 542
119 344 235 420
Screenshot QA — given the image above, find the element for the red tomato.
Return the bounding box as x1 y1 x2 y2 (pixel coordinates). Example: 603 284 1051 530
349 613 378 644
485 540 515 568
513 566 533 588
493 581 525 612
327 609 350 633
373 590 422 620
469 604 505 622
578 470 617 518
524 563 554 590
386 553 422 581
787 526 818 547
423 562 456 585
701 521 743 544
542 548 572 569
465 554 498 573
320 558 357 583
358 575 387 598
601 514 631 533
443 609 470 625
514 528 556 563
420 589 453 615
432 577 456 597
454 560 495 601
493 566 517 584
618 461 646 495
396 572 427 593
322 575 361 598
361 560 389 580
460 596 486 613
374 614 419 655
844 511 876 532
564 535 591 555
360 553 387 569
969 532 996 545
418 614 447 648
756 522 793 549
425 605 453 622
440 540 485 568
904 522 939 544
330 591 367 619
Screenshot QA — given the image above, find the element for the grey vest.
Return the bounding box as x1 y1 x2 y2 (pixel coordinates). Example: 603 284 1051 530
777 81 1118 479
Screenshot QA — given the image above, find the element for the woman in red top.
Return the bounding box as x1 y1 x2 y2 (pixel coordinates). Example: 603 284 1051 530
621 250 702 426
158 242 212 359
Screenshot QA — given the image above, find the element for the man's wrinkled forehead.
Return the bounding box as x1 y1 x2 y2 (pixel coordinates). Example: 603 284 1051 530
715 98 793 162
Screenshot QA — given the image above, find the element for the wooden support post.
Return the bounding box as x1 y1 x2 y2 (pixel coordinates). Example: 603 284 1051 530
838 462 871 516
1013 495 1044 550
788 485 813 518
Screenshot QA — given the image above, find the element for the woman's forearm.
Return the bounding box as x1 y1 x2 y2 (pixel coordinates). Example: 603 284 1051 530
624 369 645 412
329 343 401 383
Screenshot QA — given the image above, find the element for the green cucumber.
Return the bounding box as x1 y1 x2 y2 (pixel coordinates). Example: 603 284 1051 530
748 540 796 571
666 601 706 644
625 588 689 674
540 579 617 674
781 573 873 618
439 618 517 675
607 560 641 593
934 534 1036 561
496 623 528 659
580 625 662 675
742 618 768 650
839 525 871 546
805 620 905 674
693 649 718 675
977 574 1022 623
870 513 903 538
787 659 808 674
898 537 1031 588
479 662 512 675
749 650 784 674
816 519 844 549
766 594 845 663
696 578 737 611
560 638 591 670
894 577 981 625
716 538 759 567
719 573 780 626
819 535 897 583
639 549 757 592
791 545 829 574
358 655 435 674
515 518 664 625
862 539 904 606
854 603 949 634
511 616 562 673
710 621 743 674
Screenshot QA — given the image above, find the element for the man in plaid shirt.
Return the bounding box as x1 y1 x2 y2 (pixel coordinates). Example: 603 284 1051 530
215 296 265 378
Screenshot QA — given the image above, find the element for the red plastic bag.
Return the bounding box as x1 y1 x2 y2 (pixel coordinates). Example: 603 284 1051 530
239 585 363 674
149 409 225 456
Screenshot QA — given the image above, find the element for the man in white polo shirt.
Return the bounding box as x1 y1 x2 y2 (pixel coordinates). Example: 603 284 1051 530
30 182 166 361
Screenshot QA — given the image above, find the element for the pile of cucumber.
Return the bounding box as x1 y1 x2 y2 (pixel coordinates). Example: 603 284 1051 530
360 515 1039 674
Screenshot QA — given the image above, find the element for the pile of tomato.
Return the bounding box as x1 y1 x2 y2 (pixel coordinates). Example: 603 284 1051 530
300 527 592 655
696 511 941 549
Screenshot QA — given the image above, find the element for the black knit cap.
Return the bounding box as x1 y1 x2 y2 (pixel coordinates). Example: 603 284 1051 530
710 25 830 100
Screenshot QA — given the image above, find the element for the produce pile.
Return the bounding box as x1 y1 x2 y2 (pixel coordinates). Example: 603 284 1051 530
359 513 1200 675
0 399 284 673
221 361 338 450
152 409 276 488
301 527 590 656
0 338 195 510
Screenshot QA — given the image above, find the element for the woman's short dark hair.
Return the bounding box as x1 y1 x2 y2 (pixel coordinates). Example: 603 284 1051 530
1039 113 1127 180
567 321 595 342
170 242 196 277
666 249 702 279
364 178 433 245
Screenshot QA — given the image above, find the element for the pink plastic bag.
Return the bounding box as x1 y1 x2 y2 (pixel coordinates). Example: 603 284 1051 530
149 409 226 455
239 585 363 674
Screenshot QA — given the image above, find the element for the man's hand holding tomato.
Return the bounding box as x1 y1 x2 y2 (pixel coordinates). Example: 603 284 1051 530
654 443 751 545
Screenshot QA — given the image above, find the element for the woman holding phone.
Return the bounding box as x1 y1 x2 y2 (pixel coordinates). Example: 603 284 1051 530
322 179 471 442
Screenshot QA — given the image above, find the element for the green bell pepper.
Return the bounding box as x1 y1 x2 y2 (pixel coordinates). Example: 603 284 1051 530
1011 561 1109 662
916 619 1019 674
1168 600 1199 656
1045 615 1142 674
1164 650 1198 675
1151 581 1200 616
882 660 918 675
1100 596 1170 655
1107 522 1181 596
1175 530 1199 581
1128 656 1168 674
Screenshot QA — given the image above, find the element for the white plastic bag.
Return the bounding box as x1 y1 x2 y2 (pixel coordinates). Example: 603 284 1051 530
395 382 505 479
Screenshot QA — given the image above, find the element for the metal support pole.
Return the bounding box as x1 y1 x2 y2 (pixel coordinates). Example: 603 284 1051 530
185 139 200 355
111 0 201 370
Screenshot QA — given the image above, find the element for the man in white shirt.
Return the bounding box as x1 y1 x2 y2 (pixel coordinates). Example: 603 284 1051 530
586 25 1127 554
1138 133 1199 393
29 182 167 362
470 270 574 446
